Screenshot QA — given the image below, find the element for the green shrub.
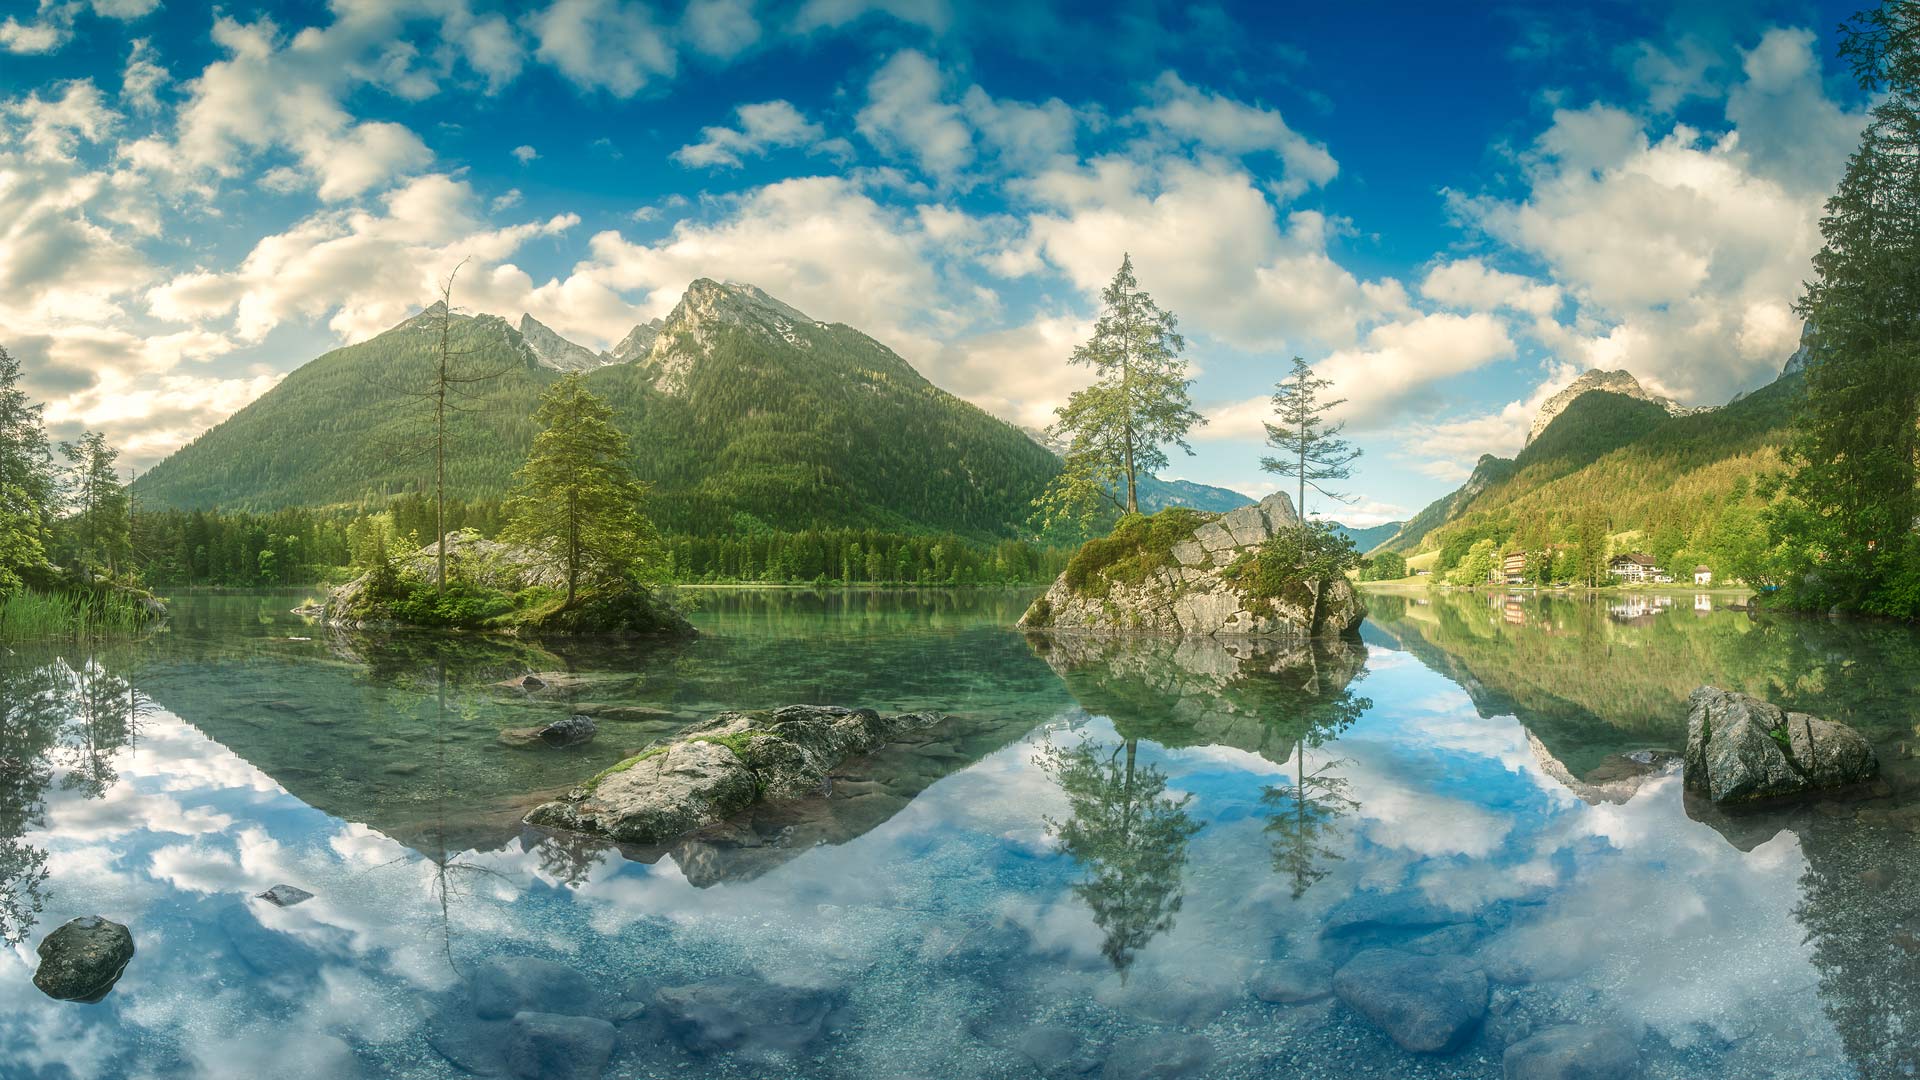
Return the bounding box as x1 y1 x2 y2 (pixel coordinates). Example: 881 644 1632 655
1062 509 1210 598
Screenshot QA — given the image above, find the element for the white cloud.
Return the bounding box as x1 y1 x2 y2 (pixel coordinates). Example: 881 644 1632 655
1131 71 1338 198
1318 312 1517 425
1420 258 1562 318
682 0 760 59
672 100 826 169
512 144 538 164
792 0 949 33
526 0 675 97
120 38 168 113
857 50 974 181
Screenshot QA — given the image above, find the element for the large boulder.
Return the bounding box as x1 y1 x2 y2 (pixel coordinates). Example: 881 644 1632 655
1019 492 1364 638
1333 948 1488 1054
503 1012 616 1080
653 975 841 1055
1684 686 1878 804
33 916 135 1003
499 714 598 749
525 705 943 846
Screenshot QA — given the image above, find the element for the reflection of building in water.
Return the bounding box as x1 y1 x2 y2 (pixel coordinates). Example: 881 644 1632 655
1695 594 1713 613
1503 597 1528 625
1608 595 1674 623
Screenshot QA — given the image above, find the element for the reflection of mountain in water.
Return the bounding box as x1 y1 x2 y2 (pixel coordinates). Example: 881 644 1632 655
1364 590 1920 779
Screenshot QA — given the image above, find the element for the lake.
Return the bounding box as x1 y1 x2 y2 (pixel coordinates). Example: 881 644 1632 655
1 588 1916 1079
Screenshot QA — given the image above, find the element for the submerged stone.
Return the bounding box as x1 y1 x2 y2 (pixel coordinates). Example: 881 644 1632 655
653 975 840 1055
499 713 598 749
1333 948 1489 1054
470 957 609 1021
1251 957 1335 1003
1502 1023 1641 1080
33 916 135 1003
256 884 314 907
1099 1034 1216 1080
505 1011 616 1080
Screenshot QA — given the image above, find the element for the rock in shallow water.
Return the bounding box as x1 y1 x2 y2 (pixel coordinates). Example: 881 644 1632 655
33 916 135 1003
499 714 598 749
1251 958 1335 1003
1100 1034 1216 1080
1684 686 1878 803
1333 948 1488 1054
470 957 609 1021
653 975 841 1055
256 883 314 907
1502 1023 1641 1080
505 1011 616 1080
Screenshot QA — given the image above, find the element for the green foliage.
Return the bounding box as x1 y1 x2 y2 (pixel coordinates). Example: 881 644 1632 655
1061 508 1209 598
1446 538 1499 586
1040 255 1202 516
1223 522 1359 621
502 375 659 605
132 307 1060 539
1361 549 1407 581
1263 355 1360 518
55 431 130 575
0 589 149 644
385 579 516 628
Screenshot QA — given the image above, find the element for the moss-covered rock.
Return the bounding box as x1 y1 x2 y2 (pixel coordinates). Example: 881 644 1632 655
1019 493 1364 638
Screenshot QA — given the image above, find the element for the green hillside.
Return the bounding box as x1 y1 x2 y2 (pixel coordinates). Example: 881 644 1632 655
133 282 1062 538
1331 520 1403 553
1381 373 1803 567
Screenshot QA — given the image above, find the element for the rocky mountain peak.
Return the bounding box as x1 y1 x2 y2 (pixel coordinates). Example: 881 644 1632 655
608 319 665 364
518 314 607 373
642 279 826 394
1527 369 1695 445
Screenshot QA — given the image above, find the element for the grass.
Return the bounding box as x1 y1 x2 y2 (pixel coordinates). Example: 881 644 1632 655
1062 509 1211 599
0 589 151 645
583 745 668 793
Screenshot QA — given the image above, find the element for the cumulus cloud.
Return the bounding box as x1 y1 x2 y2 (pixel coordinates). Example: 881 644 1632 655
857 50 974 181
681 0 760 59
672 100 826 169
526 0 675 97
512 144 538 163
792 0 949 33
1318 312 1517 425
1131 71 1338 197
120 37 168 112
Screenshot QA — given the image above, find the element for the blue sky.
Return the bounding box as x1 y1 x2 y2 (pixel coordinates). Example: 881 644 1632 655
0 0 1870 524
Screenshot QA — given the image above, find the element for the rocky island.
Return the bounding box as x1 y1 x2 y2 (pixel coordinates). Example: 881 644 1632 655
1018 493 1365 638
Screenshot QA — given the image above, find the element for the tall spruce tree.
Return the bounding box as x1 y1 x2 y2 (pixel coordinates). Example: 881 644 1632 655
1263 356 1360 519
502 375 657 606
1785 2 1920 610
60 432 129 577
1040 255 1202 521
0 348 53 593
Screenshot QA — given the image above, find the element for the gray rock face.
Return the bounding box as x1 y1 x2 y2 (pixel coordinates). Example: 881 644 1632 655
500 714 598 749
1333 948 1489 1054
1502 1023 1641 1080
519 313 611 373
653 975 840 1055
1684 686 1878 803
1019 491 1366 638
504 1011 616 1080
526 705 942 846
33 916 135 1003
1527 369 1695 445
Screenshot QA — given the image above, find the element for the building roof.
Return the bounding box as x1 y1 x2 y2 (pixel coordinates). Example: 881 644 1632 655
1610 552 1658 566
1694 565 1711 572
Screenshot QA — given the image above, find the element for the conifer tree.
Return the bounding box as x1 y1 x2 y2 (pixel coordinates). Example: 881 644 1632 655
0 348 53 593
1783 2 1920 609
1040 255 1202 521
60 432 129 576
502 375 657 606
1263 356 1360 519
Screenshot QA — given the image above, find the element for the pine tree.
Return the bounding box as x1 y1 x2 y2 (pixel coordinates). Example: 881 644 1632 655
1262 356 1360 520
1041 255 1202 519
0 348 53 593
60 432 129 577
1783 2 1920 610
502 375 657 606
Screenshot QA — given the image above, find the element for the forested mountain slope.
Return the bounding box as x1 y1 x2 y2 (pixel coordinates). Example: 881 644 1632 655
134 280 1061 537
1379 373 1802 559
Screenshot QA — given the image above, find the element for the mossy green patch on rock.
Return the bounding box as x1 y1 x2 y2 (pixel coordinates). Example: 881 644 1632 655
1062 508 1213 599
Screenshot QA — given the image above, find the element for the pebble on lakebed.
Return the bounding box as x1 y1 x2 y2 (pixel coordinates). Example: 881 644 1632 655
33 916 135 1003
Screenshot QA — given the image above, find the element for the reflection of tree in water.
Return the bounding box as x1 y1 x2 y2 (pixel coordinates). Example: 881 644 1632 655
1791 816 1920 1080
1037 736 1202 977
0 654 148 944
1259 667 1369 900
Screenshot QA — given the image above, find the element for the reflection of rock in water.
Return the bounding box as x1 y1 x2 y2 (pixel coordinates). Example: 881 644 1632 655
1028 632 1368 765
1525 733 1681 806
553 711 1044 888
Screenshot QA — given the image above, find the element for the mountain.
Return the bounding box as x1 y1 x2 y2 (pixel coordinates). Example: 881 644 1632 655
133 280 1061 537
1330 520 1404 553
518 314 608 372
1526 369 1699 444
1379 370 1803 558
